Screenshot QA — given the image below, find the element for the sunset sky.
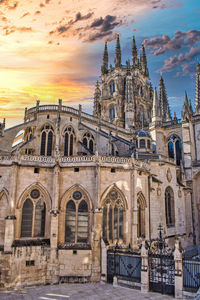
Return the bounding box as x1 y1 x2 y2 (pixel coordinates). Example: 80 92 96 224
0 0 200 128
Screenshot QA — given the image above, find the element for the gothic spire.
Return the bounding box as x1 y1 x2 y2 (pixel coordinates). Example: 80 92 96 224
152 87 161 122
158 76 172 121
195 60 200 113
140 44 148 76
101 42 108 74
132 35 137 67
114 35 121 68
182 91 189 120
93 81 101 117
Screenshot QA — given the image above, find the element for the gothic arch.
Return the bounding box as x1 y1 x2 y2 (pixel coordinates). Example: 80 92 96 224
17 182 52 210
0 188 9 244
137 191 147 209
100 183 128 209
61 124 77 137
59 184 93 244
59 184 93 212
38 121 55 133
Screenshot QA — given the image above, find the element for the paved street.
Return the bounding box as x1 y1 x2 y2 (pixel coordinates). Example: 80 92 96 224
0 282 175 300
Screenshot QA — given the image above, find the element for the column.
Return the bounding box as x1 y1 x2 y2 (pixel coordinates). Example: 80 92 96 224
91 208 102 282
174 239 183 299
141 240 149 293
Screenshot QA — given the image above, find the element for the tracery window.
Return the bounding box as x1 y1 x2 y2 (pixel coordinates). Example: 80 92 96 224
64 126 75 156
21 189 46 238
102 189 125 244
82 132 95 154
137 192 146 238
40 125 54 156
65 191 89 243
168 135 182 166
165 186 175 227
25 127 33 142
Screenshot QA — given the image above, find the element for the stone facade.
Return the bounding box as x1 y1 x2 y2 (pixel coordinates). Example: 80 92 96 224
0 36 199 288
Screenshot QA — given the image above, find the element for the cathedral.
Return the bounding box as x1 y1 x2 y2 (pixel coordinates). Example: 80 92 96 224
0 35 199 288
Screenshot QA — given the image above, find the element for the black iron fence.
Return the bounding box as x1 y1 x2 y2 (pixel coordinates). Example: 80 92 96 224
107 249 141 284
183 258 200 292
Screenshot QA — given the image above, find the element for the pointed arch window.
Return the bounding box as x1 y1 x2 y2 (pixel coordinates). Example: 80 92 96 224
110 81 115 96
82 132 95 154
65 191 89 243
64 127 75 156
0 191 9 244
102 189 125 244
21 189 46 238
165 186 175 227
109 106 115 121
137 192 146 238
168 136 182 166
40 125 54 156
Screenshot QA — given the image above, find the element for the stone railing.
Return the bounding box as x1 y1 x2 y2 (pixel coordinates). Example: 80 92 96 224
26 104 131 135
99 156 131 164
61 156 96 163
21 155 56 163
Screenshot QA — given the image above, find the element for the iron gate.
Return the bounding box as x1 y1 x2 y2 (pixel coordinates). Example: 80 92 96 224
148 224 175 296
149 252 175 295
183 258 200 292
107 249 141 284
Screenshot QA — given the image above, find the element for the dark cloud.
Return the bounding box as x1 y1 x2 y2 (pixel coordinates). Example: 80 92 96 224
85 15 120 42
160 45 200 73
75 12 93 22
144 30 200 56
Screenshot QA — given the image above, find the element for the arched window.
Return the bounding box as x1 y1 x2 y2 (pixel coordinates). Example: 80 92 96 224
21 189 46 238
40 125 54 156
137 192 146 238
140 139 145 148
64 127 75 156
110 81 115 96
0 191 9 244
168 136 182 166
65 191 89 243
109 106 115 121
102 188 125 244
82 132 95 154
165 187 175 227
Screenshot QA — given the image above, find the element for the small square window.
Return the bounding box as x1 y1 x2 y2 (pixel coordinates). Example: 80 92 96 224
70 117 72 121
73 250 77 255
47 115 49 119
26 260 35 266
34 168 39 174
74 168 79 172
111 168 116 173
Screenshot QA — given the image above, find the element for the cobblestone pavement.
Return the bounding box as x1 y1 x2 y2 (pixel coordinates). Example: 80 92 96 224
0 282 175 300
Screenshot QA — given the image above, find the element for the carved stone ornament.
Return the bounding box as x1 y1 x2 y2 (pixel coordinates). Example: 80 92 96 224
157 187 161 196
178 189 182 198
166 168 172 182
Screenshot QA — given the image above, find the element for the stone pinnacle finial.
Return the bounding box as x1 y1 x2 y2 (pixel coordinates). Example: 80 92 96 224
114 34 121 68
132 35 137 67
101 42 108 74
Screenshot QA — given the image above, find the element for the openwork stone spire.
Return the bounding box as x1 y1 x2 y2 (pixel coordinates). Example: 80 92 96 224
114 35 121 68
132 36 138 67
140 45 148 76
158 76 172 121
101 42 108 75
195 60 200 114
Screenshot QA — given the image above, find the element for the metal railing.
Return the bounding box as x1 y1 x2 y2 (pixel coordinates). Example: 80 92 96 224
183 258 200 292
